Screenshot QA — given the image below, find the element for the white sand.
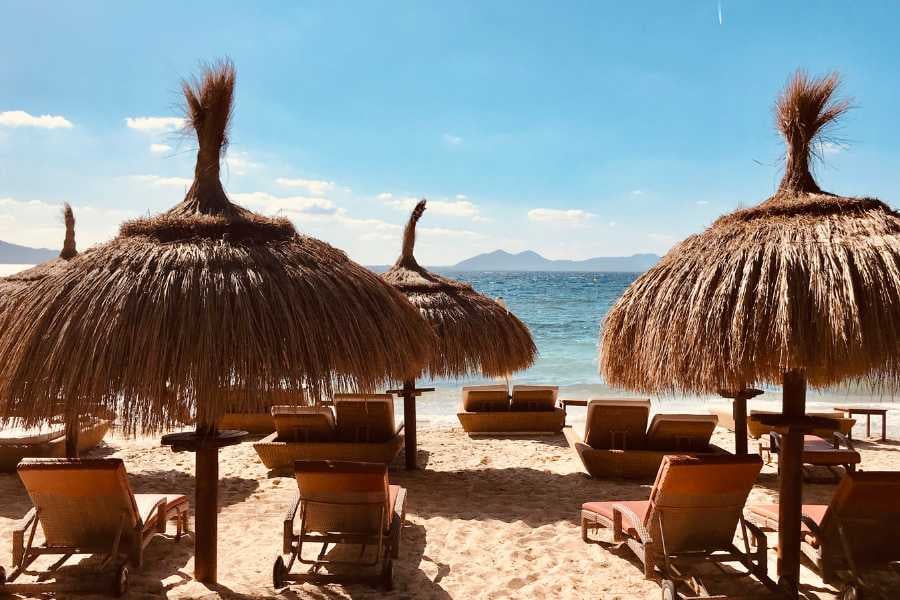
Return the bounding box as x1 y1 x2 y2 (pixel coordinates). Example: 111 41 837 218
1 425 897 599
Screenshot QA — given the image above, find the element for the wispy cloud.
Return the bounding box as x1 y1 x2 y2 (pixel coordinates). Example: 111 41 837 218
631 189 645 196
819 141 848 155
0 197 131 248
378 192 481 219
125 116 185 132
275 177 335 195
527 208 595 224
695 200 709 205
231 191 336 217
717 1 723 25
0 110 73 129
224 153 261 176
149 143 172 154
442 133 463 146
129 175 193 187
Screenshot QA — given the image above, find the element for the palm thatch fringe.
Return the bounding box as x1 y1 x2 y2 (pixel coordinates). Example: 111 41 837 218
600 70 900 394
0 61 436 434
382 199 536 379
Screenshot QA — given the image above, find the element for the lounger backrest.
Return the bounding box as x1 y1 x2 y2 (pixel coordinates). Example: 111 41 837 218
334 394 396 442
645 414 718 451
295 460 390 535
461 385 510 412
17 458 141 548
584 398 651 450
271 405 336 442
0 421 65 446
645 454 762 554
510 385 558 412
818 471 900 568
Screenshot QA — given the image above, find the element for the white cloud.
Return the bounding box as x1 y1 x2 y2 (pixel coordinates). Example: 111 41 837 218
527 208 595 224
378 192 481 219
130 175 193 188
631 189 644 196
223 153 261 176
125 116 185 132
419 227 480 239
443 133 463 146
695 200 709 205
275 177 335 195
231 192 337 218
820 141 847 155
149 143 172 154
0 110 73 129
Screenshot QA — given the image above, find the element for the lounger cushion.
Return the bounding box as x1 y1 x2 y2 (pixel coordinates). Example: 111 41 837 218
510 385 558 411
582 500 649 539
135 494 189 528
584 398 651 450
295 460 393 534
272 406 336 441
461 385 509 412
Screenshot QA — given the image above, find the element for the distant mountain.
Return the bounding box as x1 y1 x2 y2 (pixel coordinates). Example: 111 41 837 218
0 240 58 264
451 249 660 272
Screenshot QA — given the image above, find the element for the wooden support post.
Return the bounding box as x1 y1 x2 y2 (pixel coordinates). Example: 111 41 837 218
402 379 417 470
777 369 806 599
733 395 748 455
64 414 79 459
194 437 219 583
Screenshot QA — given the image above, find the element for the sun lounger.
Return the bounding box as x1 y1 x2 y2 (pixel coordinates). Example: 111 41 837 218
457 384 565 434
748 410 855 440
0 418 112 472
645 414 718 451
565 399 728 479
581 454 775 599
254 404 403 471
273 460 407 590
747 471 900 598
767 433 861 483
0 458 189 596
219 389 307 434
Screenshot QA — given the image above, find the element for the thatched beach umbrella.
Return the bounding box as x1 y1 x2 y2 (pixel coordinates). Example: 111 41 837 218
0 204 82 456
382 200 537 468
0 61 435 584
600 71 900 596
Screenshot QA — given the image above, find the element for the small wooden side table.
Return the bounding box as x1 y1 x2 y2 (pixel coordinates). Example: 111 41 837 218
833 406 888 441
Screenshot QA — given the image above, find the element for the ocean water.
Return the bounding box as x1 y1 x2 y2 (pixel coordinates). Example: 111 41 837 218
2 263 897 435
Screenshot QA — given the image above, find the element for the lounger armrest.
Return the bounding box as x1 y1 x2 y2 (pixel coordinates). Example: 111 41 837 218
799 513 822 540
389 487 407 559
395 421 405 435
142 497 170 535
12 507 37 566
612 503 652 545
742 517 769 576
283 493 301 555
833 432 854 451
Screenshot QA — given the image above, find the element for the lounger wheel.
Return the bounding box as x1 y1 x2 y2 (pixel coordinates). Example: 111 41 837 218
272 556 288 589
660 579 677 600
839 582 863 600
112 564 129 597
381 559 394 591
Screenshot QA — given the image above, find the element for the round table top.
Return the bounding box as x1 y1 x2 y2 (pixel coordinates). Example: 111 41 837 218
160 429 247 452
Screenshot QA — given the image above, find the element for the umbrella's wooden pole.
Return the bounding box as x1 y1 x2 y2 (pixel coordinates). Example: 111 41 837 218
194 429 219 584
777 370 806 598
733 395 748 455
64 413 79 459
402 379 417 470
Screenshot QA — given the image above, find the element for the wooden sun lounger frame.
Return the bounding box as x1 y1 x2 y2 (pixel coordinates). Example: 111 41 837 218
582 505 777 599
0 499 188 596
0 419 112 472
274 488 407 590
767 431 859 483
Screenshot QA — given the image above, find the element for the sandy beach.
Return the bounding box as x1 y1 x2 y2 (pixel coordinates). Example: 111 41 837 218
2 420 896 600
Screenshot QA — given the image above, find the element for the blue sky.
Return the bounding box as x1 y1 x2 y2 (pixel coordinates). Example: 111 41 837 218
2 1 900 264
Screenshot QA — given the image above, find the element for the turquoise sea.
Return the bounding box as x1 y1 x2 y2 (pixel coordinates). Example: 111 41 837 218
2 264 897 436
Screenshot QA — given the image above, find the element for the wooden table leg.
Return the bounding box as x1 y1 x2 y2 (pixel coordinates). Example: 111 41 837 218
882 412 887 442
866 414 871 438
195 446 218 583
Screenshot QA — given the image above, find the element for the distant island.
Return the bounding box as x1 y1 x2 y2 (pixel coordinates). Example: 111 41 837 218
450 249 660 272
0 240 58 264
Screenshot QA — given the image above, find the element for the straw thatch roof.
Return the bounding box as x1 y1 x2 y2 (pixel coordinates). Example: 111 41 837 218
601 71 900 394
0 60 435 432
382 200 536 379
